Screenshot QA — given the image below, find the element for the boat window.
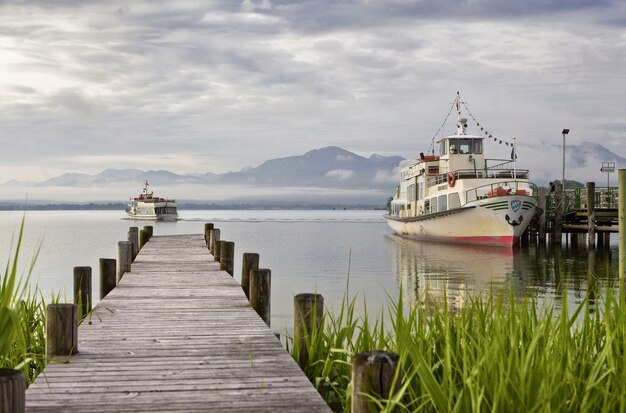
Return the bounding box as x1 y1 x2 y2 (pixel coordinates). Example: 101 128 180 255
424 199 430 213
418 182 424 200
459 139 472 154
449 139 457 154
408 184 416 202
440 140 447 156
438 195 447 212
430 197 438 214
449 193 461 209
472 139 482 154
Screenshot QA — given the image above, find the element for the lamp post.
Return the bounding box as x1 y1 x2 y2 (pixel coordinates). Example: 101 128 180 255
562 129 570 191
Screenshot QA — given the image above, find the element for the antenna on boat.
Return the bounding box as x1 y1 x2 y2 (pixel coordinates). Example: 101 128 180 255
513 137 517 181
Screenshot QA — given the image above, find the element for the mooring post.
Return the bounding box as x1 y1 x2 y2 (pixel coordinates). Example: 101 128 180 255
250 268 271 327
618 169 626 298
99 258 116 299
46 303 78 358
553 182 563 244
128 227 139 261
587 182 596 248
209 228 220 257
351 351 400 413
0 369 25 413
538 190 547 244
219 241 235 275
215 240 224 263
241 252 260 299
139 229 149 250
73 266 92 316
293 293 324 368
204 223 214 245
144 225 153 240
117 240 132 282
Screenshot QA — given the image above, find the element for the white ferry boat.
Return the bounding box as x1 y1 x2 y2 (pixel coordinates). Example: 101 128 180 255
385 94 538 247
126 181 178 221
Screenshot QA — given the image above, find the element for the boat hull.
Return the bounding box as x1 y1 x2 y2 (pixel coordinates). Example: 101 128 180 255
126 213 178 221
385 195 537 247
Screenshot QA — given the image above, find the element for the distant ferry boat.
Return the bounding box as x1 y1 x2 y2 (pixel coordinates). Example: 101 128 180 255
385 93 538 247
126 181 178 221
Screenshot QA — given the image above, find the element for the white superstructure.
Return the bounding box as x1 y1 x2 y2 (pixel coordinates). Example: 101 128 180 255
385 94 538 247
126 181 178 221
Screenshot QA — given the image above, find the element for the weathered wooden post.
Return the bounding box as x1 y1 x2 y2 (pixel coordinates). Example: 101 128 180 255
250 268 271 326
538 190 547 244
294 293 324 368
204 223 214 245
73 266 92 316
0 369 25 413
587 182 596 248
215 239 224 263
209 228 220 257
618 169 626 299
241 253 260 299
99 258 116 299
128 226 139 261
117 240 132 282
139 228 149 250
553 182 563 244
219 241 235 276
351 351 400 413
144 225 153 240
46 303 78 357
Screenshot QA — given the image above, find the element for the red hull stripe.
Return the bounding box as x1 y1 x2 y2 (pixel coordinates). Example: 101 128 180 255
449 235 519 247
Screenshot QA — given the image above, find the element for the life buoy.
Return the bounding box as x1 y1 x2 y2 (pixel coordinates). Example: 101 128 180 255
447 172 456 187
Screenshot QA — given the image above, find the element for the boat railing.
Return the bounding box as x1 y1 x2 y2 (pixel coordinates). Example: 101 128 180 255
465 181 538 204
426 167 530 187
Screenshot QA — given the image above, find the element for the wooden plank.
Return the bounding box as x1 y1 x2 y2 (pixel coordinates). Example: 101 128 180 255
26 234 330 412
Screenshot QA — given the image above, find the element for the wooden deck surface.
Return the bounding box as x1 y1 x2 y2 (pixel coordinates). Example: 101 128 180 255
25 234 330 412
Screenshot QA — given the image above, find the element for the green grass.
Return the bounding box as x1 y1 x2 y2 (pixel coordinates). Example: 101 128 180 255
0 216 49 385
288 288 626 412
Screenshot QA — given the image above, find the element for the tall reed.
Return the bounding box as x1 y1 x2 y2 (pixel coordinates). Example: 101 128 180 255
289 288 626 412
0 216 48 385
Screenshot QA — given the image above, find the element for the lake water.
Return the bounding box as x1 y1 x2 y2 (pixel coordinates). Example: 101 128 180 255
0 210 619 333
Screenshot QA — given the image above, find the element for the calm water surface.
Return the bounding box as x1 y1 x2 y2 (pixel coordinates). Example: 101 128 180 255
0 210 618 333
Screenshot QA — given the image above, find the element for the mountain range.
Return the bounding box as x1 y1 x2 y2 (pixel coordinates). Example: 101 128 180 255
3 146 405 191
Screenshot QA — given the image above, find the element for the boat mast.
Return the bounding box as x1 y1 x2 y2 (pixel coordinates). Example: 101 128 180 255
513 137 517 181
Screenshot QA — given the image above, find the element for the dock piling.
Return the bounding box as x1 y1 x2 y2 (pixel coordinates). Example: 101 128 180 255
587 182 596 248
117 241 132 282
139 229 149 250
46 304 78 357
99 258 116 299
204 223 214 244
351 351 400 413
219 241 235 275
215 239 223 262
0 369 25 413
293 293 324 368
209 228 220 257
128 227 139 261
619 169 626 298
250 268 271 327
143 225 153 240
73 266 92 316
241 252 260 299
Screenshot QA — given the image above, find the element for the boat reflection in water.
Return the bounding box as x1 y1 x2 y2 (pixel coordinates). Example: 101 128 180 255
388 234 522 310
387 234 619 313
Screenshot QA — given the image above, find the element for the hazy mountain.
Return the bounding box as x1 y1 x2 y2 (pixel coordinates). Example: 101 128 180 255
38 168 206 187
16 146 404 191
218 146 404 189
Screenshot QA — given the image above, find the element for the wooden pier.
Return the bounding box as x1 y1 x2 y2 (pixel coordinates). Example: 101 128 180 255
24 234 330 412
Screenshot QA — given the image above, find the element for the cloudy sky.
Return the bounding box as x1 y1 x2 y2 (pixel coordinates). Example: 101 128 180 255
1 0 625 187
